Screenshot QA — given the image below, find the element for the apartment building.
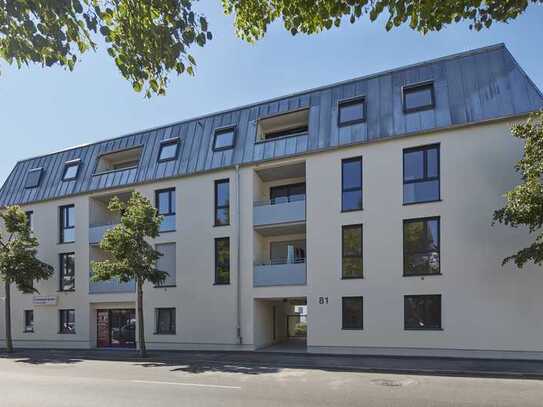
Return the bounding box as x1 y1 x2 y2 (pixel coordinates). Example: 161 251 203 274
1 44 543 358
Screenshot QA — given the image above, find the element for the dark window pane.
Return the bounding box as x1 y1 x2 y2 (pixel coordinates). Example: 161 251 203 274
342 297 363 330
156 308 175 334
342 225 363 278
342 160 362 189
159 142 178 161
342 190 363 211
404 85 434 112
214 129 235 150
404 218 440 276
215 180 230 225
216 181 229 207
24 310 34 332
403 180 439 204
60 309 75 334
63 164 79 180
339 100 365 125
157 191 170 214
403 150 424 181
215 238 230 284
25 168 42 188
60 253 75 291
404 295 441 330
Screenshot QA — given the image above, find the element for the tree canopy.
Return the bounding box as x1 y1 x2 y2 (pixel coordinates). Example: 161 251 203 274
1 1 540 97
494 111 543 268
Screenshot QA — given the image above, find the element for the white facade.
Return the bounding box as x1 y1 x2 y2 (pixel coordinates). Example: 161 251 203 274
1 118 543 359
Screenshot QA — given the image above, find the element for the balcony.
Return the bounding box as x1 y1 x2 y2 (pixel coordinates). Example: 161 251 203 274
253 197 306 229
89 224 117 245
254 258 307 287
89 278 135 294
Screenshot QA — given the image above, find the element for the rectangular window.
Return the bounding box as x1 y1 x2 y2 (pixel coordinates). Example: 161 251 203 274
404 217 440 276
59 253 75 291
403 82 435 113
158 138 180 162
404 295 442 330
342 225 363 278
62 159 80 181
95 146 143 174
341 157 363 211
403 144 440 204
155 188 176 232
25 211 33 231
214 179 230 226
213 127 236 151
215 237 230 285
25 167 43 189
59 309 75 334
342 297 363 330
24 310 34 333
269 183 306 205
338 97 366 127
155 308 176 334
59 205 75 243
156 243 176 287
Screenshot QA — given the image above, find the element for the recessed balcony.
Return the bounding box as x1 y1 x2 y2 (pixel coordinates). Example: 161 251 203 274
254 258 307 287
253 198 306 229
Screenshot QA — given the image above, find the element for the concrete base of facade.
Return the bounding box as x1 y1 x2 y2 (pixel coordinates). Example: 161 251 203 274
307 345 543 361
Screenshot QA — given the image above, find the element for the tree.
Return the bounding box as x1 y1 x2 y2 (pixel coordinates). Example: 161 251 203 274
493 111 543 268
91 192 166 357
2 1 540 98
222 0 543 41
0 206 54 353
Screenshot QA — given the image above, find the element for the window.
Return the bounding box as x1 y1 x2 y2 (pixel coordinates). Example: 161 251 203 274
62 160 80 181
95 146 143 174
338 97 366 127
404 217 440 276
158 138 180 162
155 188 176 232
155 308 176 334
214 179 230 226
404 295 442 330
342 225 363 278
342 297 363 330
59 309 75 334
257 109 309 141
25 168 43 189
215 237 230 285
59 253 75 291
270 183 306 205
25 211 33 231
403 82 435 113
213 127 236 151
341 157 363 211
156 243 176 287
59 205 75 243
403 144 440 204
24 310 34 333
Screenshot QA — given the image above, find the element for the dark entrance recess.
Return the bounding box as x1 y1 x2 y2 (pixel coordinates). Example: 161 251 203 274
97 309 136 348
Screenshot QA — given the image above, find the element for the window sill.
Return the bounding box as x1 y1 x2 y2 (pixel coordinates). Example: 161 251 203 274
58 332 76 335
213 282 230 286
23 330 34 334
404 327 443 331
58 241 75 245
158 229 176 234
341 208 363 213
213 223 230 227
341 276 364 280
341 327 363 331
154 332 176 336
403 199 441 206
212 146 234 152
58 289 75 293
403 273 442 277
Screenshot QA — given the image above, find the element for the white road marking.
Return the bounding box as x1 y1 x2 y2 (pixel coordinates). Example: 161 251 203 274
131 379 242 390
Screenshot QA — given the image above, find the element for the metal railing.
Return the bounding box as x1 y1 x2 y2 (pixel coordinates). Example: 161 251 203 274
253 195 306 207
255 257 306 267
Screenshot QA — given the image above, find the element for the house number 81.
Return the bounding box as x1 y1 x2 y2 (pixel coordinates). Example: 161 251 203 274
318 297 329 304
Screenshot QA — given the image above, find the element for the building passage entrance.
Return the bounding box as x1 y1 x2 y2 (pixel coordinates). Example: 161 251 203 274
97 309 136 348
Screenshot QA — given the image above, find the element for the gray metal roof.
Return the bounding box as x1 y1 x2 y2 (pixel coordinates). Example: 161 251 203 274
1 43 542 207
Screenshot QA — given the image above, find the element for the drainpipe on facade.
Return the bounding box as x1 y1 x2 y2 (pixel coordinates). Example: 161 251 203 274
235 165 242 345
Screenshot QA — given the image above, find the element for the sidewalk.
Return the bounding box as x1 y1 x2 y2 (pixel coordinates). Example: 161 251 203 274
2 348 543 379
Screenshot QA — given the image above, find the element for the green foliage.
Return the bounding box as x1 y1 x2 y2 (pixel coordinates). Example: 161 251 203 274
494 111 543 268
91 192 167 285
222 0 542 42
0 206 54 293
0 0 211 97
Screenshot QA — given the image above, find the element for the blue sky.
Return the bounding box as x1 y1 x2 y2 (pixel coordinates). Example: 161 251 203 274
1 3 542 185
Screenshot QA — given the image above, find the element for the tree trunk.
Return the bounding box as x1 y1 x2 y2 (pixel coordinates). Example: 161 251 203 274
136 278 146 358
4 280 13 353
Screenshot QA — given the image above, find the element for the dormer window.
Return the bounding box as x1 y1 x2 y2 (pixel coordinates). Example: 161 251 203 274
403 82 435 113
95 146 143 175
158 138 180 162
256 109 309 142
213 127 236 151
25 168 43 189
62 159 81 181
338 97 366 127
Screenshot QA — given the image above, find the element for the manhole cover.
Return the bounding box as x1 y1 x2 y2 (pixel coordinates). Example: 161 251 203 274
371 378 417 387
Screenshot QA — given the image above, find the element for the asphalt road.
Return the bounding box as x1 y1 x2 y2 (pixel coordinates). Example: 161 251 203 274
1 354 543 407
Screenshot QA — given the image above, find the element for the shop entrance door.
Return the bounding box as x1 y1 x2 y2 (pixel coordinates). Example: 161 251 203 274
97 309 136 348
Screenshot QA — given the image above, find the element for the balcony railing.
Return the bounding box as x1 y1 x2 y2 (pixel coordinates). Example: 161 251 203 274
89 278 135 294
89 224 118 245
253 197 306 227
254 257 307 287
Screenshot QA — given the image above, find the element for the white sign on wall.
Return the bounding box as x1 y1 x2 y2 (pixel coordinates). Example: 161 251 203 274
33 295 58 306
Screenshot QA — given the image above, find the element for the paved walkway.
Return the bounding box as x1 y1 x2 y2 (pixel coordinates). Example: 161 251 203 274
2 348 543 379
